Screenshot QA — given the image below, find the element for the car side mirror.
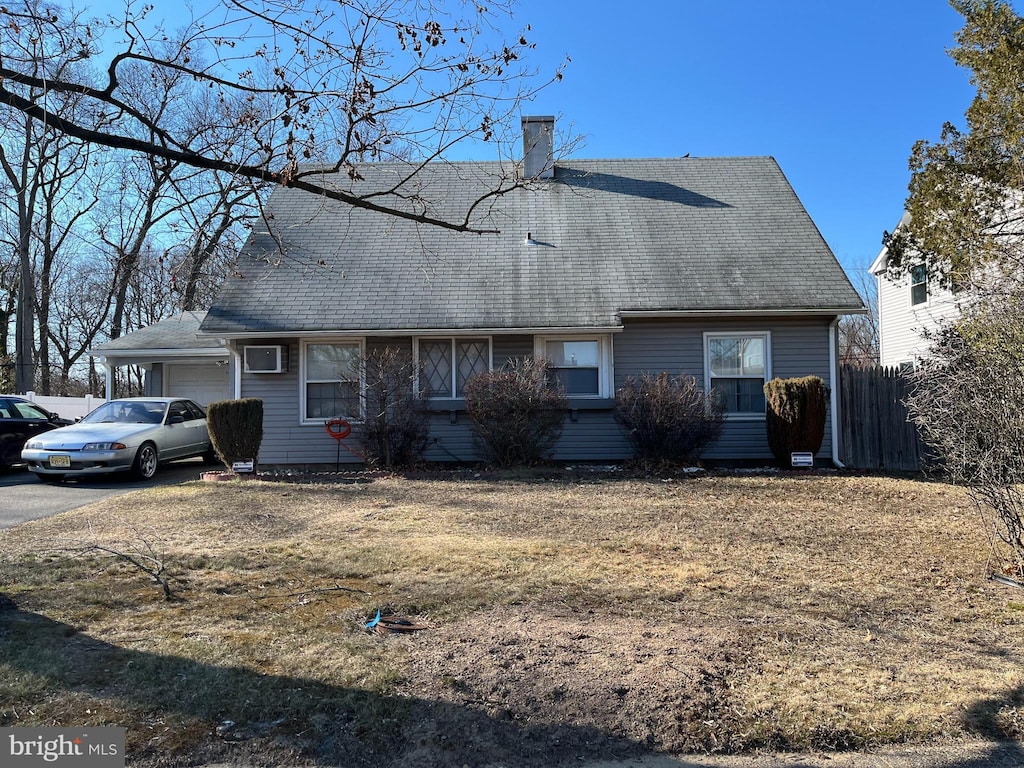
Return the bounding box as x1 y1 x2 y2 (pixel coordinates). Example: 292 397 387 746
169 415 185 425
48 411 60 422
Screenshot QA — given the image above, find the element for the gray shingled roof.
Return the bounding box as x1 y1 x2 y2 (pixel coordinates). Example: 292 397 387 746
92 311 226 355
202 157 863 335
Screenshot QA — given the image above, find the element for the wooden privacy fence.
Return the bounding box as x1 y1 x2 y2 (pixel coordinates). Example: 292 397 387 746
839 365 925 472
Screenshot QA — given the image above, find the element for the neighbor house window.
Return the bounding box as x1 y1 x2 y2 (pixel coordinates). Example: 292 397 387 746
417 337 491 398
704 333 770 416
910 265 928 306
535 335 613 397
304 341 362 420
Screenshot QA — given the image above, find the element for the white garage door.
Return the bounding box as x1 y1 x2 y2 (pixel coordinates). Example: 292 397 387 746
164 362 231 406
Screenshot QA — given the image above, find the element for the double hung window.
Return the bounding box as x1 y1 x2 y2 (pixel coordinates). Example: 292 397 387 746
304 341 362 420
910 265 928 306
545 339 600 396
705 333 770 416
536 335 612 397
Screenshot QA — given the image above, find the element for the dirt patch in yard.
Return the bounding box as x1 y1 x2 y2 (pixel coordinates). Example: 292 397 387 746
397 606 743 766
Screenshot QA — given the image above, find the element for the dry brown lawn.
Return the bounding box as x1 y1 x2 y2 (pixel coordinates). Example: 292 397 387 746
0 471 1022 767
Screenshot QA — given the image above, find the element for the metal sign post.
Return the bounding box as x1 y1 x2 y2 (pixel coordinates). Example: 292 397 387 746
325 418 352 471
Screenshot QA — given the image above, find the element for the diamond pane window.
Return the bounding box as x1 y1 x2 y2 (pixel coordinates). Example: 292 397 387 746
420 340 453 397
419 338 490 398
456 340 489 396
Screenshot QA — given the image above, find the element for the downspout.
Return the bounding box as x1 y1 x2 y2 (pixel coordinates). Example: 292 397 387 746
829 316 845 468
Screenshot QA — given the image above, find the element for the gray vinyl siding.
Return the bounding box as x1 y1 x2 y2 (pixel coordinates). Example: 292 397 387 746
239 319 837 466
240 339 340 466
613 317 835 460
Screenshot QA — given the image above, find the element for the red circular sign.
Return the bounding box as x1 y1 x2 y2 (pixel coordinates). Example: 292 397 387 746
325 418 351 440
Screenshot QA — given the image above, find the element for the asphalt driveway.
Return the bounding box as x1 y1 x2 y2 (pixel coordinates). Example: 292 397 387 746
0 459 209 528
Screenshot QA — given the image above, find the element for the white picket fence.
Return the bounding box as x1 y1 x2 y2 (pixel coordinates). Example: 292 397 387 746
3 392 99 420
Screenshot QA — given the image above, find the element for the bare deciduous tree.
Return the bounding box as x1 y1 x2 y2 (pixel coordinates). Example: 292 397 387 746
0 0 102 393
0 0 567 233
839 270 879 366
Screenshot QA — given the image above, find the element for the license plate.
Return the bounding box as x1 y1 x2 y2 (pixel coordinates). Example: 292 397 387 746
48 455 71 468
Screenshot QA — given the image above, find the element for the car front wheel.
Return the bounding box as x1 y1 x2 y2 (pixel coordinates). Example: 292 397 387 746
132 443 158 480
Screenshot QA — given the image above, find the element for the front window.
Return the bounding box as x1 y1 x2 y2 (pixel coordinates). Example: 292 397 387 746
910 265 928 306
534 335 612 397
305 342 362 420
418 338 490 398
705 333 769 416
546 340 600 396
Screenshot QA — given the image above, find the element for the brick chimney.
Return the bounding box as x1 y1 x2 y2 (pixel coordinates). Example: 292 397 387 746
522 115 555 179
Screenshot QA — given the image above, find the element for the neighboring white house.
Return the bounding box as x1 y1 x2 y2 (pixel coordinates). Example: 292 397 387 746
869 214 961 369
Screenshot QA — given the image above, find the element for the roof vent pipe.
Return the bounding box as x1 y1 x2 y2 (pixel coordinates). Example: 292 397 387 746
522 115 555 180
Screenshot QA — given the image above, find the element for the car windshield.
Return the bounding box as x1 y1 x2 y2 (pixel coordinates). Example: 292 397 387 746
81 400 167 425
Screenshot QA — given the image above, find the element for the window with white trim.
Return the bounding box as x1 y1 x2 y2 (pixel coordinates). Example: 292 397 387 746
417 337 491 398
910 264 928 306
536 335 612 397
704 333 770 416
303 341 362 420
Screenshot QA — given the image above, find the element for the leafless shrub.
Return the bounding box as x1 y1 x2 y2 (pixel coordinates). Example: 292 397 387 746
464 357 567 467
905 292 1024 577
358 347 430 468
613 372 725 463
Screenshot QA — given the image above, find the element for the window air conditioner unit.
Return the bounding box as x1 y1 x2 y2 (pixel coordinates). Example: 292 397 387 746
244 345 284 373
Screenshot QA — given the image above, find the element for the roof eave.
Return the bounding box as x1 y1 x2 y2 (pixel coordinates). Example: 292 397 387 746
196 325 627 340
89 347 230 360
618 307 867 318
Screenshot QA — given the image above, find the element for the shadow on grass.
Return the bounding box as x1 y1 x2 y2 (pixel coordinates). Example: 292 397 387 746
949 685 1024 767
0 601 648 767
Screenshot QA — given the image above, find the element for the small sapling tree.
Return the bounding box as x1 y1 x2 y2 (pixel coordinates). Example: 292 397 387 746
905 294 1024 578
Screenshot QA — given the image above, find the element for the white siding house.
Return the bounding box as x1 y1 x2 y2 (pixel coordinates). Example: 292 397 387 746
870 219 960 369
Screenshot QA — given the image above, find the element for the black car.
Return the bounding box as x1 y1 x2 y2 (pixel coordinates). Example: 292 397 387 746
0 397 74 468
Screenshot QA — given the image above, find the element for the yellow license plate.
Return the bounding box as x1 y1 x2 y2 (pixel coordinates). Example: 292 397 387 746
48 455 71 468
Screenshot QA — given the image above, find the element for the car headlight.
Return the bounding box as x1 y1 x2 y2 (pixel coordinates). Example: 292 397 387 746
82 442 128 451
24 441 42 450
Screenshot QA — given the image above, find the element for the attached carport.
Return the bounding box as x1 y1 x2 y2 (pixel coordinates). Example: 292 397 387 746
89 311 236 406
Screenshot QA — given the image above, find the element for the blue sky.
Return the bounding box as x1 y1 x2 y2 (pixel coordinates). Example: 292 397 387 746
505 0 987 286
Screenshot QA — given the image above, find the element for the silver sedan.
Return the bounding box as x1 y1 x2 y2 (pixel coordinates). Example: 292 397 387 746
21 397 216 482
